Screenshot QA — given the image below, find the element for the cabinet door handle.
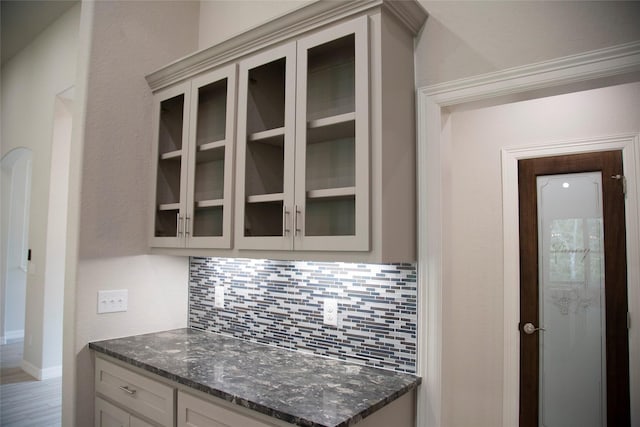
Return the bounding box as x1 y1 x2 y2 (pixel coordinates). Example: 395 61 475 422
294 206 302 236
177 214 183 237
118 385 137 395
185 216 191 236
283 206 290 235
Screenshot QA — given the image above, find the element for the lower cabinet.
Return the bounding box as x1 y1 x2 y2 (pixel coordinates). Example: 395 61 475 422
177 391 283 427
95 357 174 426
96 397 156 427
94 355 415 427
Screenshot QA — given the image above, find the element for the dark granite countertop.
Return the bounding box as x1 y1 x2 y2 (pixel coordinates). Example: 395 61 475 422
89 328 421 427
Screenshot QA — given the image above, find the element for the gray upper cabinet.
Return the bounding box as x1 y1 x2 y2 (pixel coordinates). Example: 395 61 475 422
146 0 427 262
150 65 236 248
235 17 369 252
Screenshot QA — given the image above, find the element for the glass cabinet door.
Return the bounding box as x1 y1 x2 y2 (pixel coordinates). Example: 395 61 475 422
294 16 369 251
150 82 191 247
236 42 297 250
186 65 236 248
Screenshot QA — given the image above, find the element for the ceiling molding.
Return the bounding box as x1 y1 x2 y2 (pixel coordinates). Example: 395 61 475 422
146 0 427 92
419 40 640 107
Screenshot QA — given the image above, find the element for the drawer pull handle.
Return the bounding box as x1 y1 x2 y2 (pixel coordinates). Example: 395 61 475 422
118 385 137 395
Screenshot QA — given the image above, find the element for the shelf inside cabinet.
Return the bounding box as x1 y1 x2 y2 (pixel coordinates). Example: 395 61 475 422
306 186 355 200
196 199 224 208
158 203 180 211
160 149 182 160
199 140 226 151
307 112 355 144
248 127 285 146
246 193 284 204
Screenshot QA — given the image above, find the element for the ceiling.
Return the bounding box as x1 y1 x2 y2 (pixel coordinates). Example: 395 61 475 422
1 0 77 65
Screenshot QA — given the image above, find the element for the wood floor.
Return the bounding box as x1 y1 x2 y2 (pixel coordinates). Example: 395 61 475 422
0 340 61 426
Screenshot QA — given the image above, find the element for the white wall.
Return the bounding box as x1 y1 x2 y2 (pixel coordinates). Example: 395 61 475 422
67 1 199 425
441 82 640 427
198 0 312 50
0 3 79 372
416 0 640 86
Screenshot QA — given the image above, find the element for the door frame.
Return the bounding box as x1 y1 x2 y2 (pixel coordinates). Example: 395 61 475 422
502 135 640 426
416 40 640 427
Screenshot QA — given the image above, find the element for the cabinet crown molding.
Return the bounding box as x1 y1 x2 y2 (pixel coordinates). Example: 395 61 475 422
145 0 427 92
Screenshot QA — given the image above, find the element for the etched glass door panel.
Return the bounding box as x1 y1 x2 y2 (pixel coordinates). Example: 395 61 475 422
537 172 606 427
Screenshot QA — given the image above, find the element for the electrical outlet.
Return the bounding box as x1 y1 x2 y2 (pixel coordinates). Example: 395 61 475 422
215 286 225 308
323 298 338 327
97 289 128 314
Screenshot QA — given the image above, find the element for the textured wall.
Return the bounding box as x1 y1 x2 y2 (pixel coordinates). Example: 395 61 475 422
190 257 418 373
71 1 199 425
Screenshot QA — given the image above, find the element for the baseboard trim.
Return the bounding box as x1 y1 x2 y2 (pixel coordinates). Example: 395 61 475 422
21 359 62 380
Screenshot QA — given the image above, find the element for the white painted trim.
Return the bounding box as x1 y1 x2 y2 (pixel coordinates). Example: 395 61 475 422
416 95 444 427
423 41 640 107
21 359 63 380
416 41 640 427
501 134 640 427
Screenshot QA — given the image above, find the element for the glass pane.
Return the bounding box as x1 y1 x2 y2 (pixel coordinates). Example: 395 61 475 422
246 58 286 134
245 138 284 197
155 209 178 237
155 158 181 205
155 93 184 238
194 148 225 202
244 201 283 237
307 34 355 121
306 197 355 236
158 94 184 153
537 172 606 427
193 206 223 237
196 79 227 145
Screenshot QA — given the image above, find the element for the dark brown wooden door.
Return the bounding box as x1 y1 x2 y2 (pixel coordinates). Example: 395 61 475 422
518 151 630 426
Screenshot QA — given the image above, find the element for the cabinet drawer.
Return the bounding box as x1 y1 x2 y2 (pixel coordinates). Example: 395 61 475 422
95 397 156 427
178 391 282 427
95 357 174 426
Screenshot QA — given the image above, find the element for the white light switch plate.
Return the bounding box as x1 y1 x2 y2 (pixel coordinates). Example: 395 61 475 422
97 289 128 314
323 298 338 327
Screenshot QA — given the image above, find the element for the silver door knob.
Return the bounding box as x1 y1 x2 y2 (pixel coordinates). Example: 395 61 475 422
523 322 545 334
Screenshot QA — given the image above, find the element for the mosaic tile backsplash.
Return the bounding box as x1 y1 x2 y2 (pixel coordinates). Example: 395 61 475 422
189 257 418 373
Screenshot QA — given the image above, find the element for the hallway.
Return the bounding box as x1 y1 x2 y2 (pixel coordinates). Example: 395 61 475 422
0 341 61 426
